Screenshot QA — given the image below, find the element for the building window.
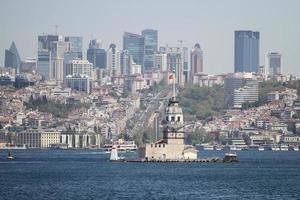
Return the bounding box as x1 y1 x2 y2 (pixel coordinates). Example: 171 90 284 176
171 116 175 122
177 116 181 122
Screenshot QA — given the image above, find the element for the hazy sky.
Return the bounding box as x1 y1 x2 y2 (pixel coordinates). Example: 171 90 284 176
1 0 299 75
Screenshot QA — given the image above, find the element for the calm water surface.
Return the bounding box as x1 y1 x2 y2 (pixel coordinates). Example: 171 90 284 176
0 150 300 200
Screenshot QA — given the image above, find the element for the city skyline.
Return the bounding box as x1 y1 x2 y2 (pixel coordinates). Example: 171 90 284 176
1 0 300 75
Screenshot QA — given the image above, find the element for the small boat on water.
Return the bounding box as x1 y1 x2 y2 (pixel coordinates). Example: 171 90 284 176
271 145 280 151
293 146 299 151
280 144 289 151
7 150 14 160
215 145 223 151
223 152 238 163
258 146 264 151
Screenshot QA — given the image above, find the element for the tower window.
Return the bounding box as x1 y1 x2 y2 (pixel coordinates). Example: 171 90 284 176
177 116 181 122
166 116 168 121
171 116 175 122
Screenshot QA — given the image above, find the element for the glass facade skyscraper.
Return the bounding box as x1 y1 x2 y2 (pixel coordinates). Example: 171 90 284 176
141 29 158 71
37 35 59 80
87 39 106 69
5 41 21 73
64 36 83 59
234 30 259 73
123 32 145 72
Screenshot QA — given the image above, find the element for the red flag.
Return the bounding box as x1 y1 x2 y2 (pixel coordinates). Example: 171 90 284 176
168 74 174 80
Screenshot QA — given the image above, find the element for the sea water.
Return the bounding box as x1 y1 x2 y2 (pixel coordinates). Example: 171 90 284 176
0 150 300 200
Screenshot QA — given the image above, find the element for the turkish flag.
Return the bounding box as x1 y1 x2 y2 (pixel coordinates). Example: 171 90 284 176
168 74 174 80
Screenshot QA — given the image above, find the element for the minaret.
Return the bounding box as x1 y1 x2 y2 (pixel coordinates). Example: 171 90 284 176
163 73 184 144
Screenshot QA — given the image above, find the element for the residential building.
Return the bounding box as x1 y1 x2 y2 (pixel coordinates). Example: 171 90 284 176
234 30 259 73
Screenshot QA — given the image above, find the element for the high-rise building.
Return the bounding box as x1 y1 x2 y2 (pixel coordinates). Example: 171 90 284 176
50 41 70 81
87 39 106 69
234 30 260 73
123 32 145 72
182 47 189 83
141 29 158 71
107 44 121 78
120 50 133 76
265 52 281 76
190 43 203 81
65 60 94 79
154 53 167 71
161 46 185 86
224 73 258 109
64 36 83 59
37 35 59 80
5 41 21 73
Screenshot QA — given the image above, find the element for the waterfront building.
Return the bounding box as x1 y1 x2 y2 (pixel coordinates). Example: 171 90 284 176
37 34 59 80
123 32 145 72
5 41 21 74
141 29 158 70
64 36 83 59
65 74 91 94
265 52 281 77
234 30 259 73
87 39 106 69
16 129 61 148
107 44 121 78
224 73 258 109
190 43 203 82
64 60 94 79
60 132 101 148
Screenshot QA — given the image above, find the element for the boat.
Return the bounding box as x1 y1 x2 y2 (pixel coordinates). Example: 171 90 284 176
0 144 27 150
223 152 238 163
203 145 214 151
293 146 299 151
280 144 289 151
271 145 280 151
258 146 264 151
230 145 237 151
110 146 125 162
7 150 14 160
215 145 223 151
104 141 137 152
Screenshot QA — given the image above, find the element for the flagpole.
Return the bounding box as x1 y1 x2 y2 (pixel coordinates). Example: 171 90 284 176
173 72 176 100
